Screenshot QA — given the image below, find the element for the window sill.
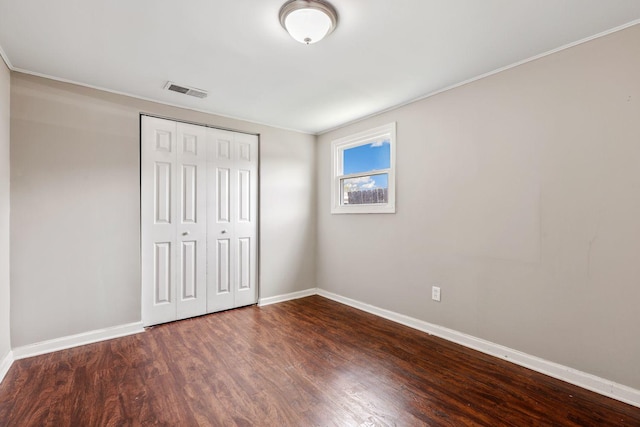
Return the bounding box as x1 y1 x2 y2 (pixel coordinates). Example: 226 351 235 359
331 204 396 214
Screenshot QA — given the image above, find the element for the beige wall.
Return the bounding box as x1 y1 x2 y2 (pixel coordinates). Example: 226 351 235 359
317 25 640 389
0 57 10 362
10 73 316 347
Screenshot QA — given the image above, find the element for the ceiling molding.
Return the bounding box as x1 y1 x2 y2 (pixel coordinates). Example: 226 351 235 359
0 43 12 70
318 18 640 136
7 65 314 136
2 16 639 136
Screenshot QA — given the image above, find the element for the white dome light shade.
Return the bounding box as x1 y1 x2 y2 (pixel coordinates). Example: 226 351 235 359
285 9 331 44
279 0 338 45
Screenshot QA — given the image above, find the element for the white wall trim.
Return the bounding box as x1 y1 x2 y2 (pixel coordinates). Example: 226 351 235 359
2 289 638 407
319 19 640 135
0 42 13 70
5 21 639 137
12 322 145 360
7 66 312 136
258 288 318 307
0 350 14 384
316 288 640 409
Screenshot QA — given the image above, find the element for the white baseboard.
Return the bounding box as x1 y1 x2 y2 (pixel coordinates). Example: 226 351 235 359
12 322 145 360
258 288 317 307
316 288 640 409
5 290 639 408
0 350 13 384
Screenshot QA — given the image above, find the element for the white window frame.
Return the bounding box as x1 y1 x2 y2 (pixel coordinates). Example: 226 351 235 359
331 122 396 214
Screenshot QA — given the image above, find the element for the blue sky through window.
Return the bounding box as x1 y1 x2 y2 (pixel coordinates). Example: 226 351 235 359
343 140 390 190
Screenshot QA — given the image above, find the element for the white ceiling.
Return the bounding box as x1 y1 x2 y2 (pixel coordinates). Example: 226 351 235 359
0 1 639 134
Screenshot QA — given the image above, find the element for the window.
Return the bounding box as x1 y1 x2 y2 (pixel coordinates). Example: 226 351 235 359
331 122 396 214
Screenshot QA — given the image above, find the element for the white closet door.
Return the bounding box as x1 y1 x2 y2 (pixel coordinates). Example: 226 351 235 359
142 117 178 326
233 131 258 308
207 129 258 312
175 123 207 320
142 117 207 326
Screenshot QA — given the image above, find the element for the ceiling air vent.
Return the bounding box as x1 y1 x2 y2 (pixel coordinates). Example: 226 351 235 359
164 81 208 99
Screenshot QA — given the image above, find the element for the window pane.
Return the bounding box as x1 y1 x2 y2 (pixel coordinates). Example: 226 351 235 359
343 139 391 175
341 173 388 205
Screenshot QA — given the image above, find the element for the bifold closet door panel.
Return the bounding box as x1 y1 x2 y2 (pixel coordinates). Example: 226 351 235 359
206 129 236 313
141 117 179 326
175 123 207 320
233 131 258 309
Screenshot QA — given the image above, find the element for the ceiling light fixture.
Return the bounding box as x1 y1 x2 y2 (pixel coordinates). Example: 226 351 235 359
279 0 338 45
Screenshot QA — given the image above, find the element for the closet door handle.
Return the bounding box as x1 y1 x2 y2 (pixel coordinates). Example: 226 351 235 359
182 231 190 236
221 230 228 234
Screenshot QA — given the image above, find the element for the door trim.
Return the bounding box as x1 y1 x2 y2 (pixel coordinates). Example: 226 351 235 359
140 113 260 136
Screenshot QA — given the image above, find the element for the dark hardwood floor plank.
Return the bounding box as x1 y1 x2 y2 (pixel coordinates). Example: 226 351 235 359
1 295 639 426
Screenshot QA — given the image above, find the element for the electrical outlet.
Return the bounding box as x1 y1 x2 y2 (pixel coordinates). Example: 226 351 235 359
432 286 441 302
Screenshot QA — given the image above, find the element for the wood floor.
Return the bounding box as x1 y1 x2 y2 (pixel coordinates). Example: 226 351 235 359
1 296 639 426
